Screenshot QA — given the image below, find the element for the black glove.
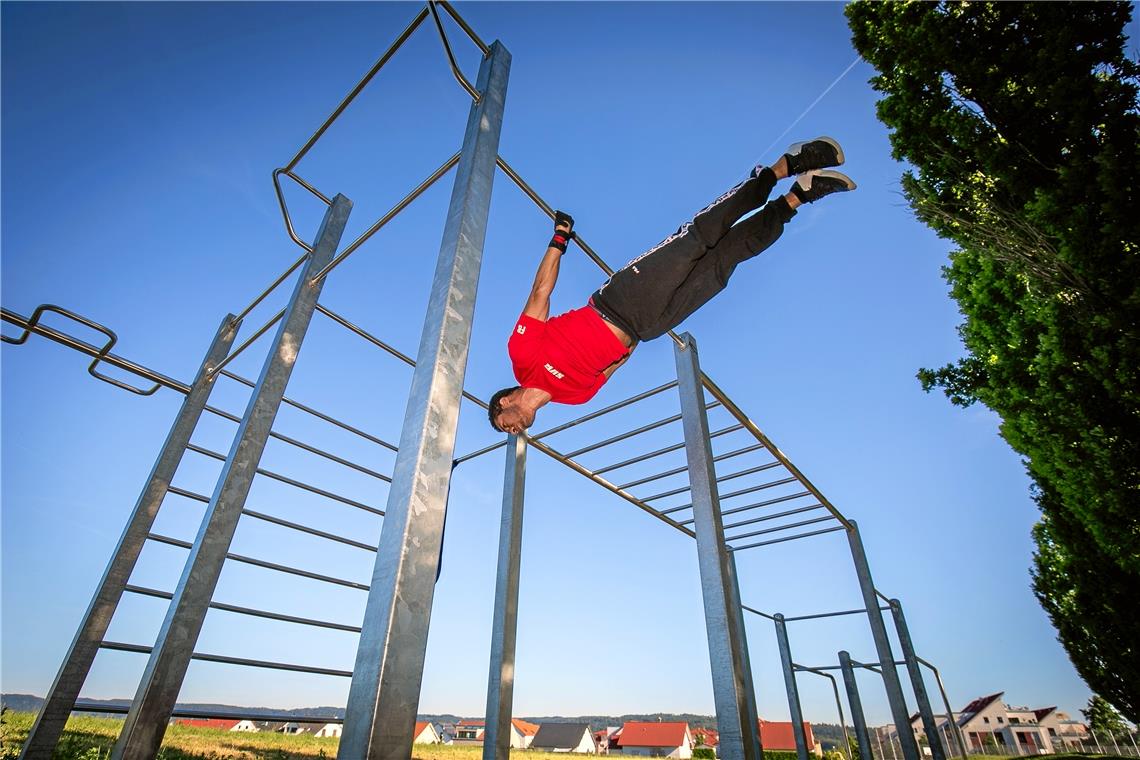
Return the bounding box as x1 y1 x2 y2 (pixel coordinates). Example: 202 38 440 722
550 210 575 253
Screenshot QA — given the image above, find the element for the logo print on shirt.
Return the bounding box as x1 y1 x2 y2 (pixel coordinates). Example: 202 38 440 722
516 324 526 335
544 363 564 380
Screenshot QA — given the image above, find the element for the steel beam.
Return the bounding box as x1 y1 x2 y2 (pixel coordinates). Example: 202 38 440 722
19 316 239 760
674 333 759 760
840 651 873 760
890 600 946 760
111 195 352 760
847 522 920 760
728 553 763 757
482 434 527 760
339 41 510 760
774 615 810 760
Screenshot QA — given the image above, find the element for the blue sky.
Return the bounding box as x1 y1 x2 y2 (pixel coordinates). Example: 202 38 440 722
2 1 1120 729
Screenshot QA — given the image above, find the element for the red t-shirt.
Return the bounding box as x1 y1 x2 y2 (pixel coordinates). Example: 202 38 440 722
508 306 630 405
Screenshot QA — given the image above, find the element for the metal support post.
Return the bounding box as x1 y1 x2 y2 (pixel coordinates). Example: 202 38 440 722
773 615 810 760
19 316 239 760
840 651 873 760
111 195 352 760
674 333 759 760
846 522 920 760
727 552 763 757
889 600 946 760
916 657 967 759
482 434 527 760
339 41 511 760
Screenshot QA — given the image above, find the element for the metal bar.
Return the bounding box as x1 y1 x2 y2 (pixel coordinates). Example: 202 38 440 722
438 0 490 54
774 615 811 760
698 373 854 530
272 170 318 252
207 308 286 379
841 651 873 760
724 514 838 544
167 486 209 504
285 7 430 171
727 552 763 758
796 666 851 760
18 316 238 760
220 369 400 453
675 334 758 760
848 521 920 760
482 435 527 760
714 491 814 523
717 502 824 534
146 533 370 591
742 605 776 621
890 600 946 760
100 642 352 678
75 701 345 724
916 656 968 760
230 253 309 327
729 525 847 552
640 461 782 503
1 307 190 394
531 381 678 442
112 195 352 760
562 402 721 460
124 584 362 633
242 508 378 553
617 443 766 490
311 152 462 284
663 476 798 516
427 1 480 100
782 606 891 623
340 43 510 760
592 424 743 476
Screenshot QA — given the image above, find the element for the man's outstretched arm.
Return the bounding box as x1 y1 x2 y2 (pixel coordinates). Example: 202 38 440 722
522 211 574 321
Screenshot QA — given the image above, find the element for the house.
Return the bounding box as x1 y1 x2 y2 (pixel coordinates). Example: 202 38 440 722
230 720 259 732
312 722 342 738
531 722 597 753
452 718 539 748
759 720 823 757
595 726 621 754
953 692 1090 754
414 721 441 744
692 727 719 753
617 721 694 758
173 719 239 732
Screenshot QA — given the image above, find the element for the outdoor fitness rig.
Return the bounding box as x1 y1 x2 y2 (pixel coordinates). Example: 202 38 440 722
3 4 959 760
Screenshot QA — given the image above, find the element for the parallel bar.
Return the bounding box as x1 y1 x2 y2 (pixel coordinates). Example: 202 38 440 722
1 307 189 394
723 514 837 544
112 195 352 760
774 615 811 760
340 42 510 760
662 476 798 516
482 435 527 760
563 403 723 460
840 651 873 760
720 503 825 535
242 509 378 553
848 522 920 760
729 525 847 552
229 253 308 327
782 606 890 623
207 309 286 379
675 334 758 760
640 461 781 503
592 424 742 476
891 600 946 760
617 443 765 490
76 701 344 725
100 642 352 678
167 486 210 504
19 317 238 760
125 584 362 633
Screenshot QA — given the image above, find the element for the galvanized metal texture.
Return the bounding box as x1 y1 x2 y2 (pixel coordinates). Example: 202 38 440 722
840 650 874 760
774 615 811 760
891 600 947 760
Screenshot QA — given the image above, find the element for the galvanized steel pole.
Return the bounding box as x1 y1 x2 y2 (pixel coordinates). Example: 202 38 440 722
19 316 239 760
847 522 920 760
339 41 510 760
674 333 759 760
840 651 873 760
773 615 810 760
889 600 946 760
915 657 967 759
111 195 353 760
482 434 527 760
727 553 763 758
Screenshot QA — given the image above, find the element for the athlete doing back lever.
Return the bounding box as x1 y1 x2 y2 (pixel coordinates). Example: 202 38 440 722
489 137 856 435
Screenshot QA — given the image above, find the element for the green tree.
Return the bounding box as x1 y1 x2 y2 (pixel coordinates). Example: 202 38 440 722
848 734 866 760
846 0 1140 721
1082 695 1128 737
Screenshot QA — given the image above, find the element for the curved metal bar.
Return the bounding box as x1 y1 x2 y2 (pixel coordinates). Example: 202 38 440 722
272 169 316 253
124 584 362 633
284 6 431 172
729 524 847 552
1 306 187 394
428 1 480 101
310 152 462 284
206 308 286 379
229 251 309 328
438 0 490 54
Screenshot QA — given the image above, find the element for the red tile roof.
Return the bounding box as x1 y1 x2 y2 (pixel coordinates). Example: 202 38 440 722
759 719 815 750
458 719 485 726
618 721 690 748
512 718 540 736
414 722 433 739
693 727 720 747
174 718 239 731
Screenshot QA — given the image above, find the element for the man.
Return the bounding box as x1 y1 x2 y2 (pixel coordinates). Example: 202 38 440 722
489 137 855 435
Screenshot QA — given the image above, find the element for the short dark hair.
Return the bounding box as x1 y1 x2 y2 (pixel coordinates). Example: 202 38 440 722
488 386 521 432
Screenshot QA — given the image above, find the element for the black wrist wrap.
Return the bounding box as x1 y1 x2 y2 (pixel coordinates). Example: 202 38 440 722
549 231 571 253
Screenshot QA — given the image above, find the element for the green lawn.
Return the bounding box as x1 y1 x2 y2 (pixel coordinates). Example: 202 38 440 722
0 712 571 759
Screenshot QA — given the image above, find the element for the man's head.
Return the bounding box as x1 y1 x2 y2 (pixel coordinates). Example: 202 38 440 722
488 385 534 435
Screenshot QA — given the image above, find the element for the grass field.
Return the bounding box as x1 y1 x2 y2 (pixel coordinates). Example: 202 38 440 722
0 711 573 759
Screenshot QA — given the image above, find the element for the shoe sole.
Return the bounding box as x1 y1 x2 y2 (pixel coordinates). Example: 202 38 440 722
811 168 856 190
786 135 845 167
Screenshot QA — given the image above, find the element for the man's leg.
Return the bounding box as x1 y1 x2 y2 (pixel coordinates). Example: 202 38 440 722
592 168 780 338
